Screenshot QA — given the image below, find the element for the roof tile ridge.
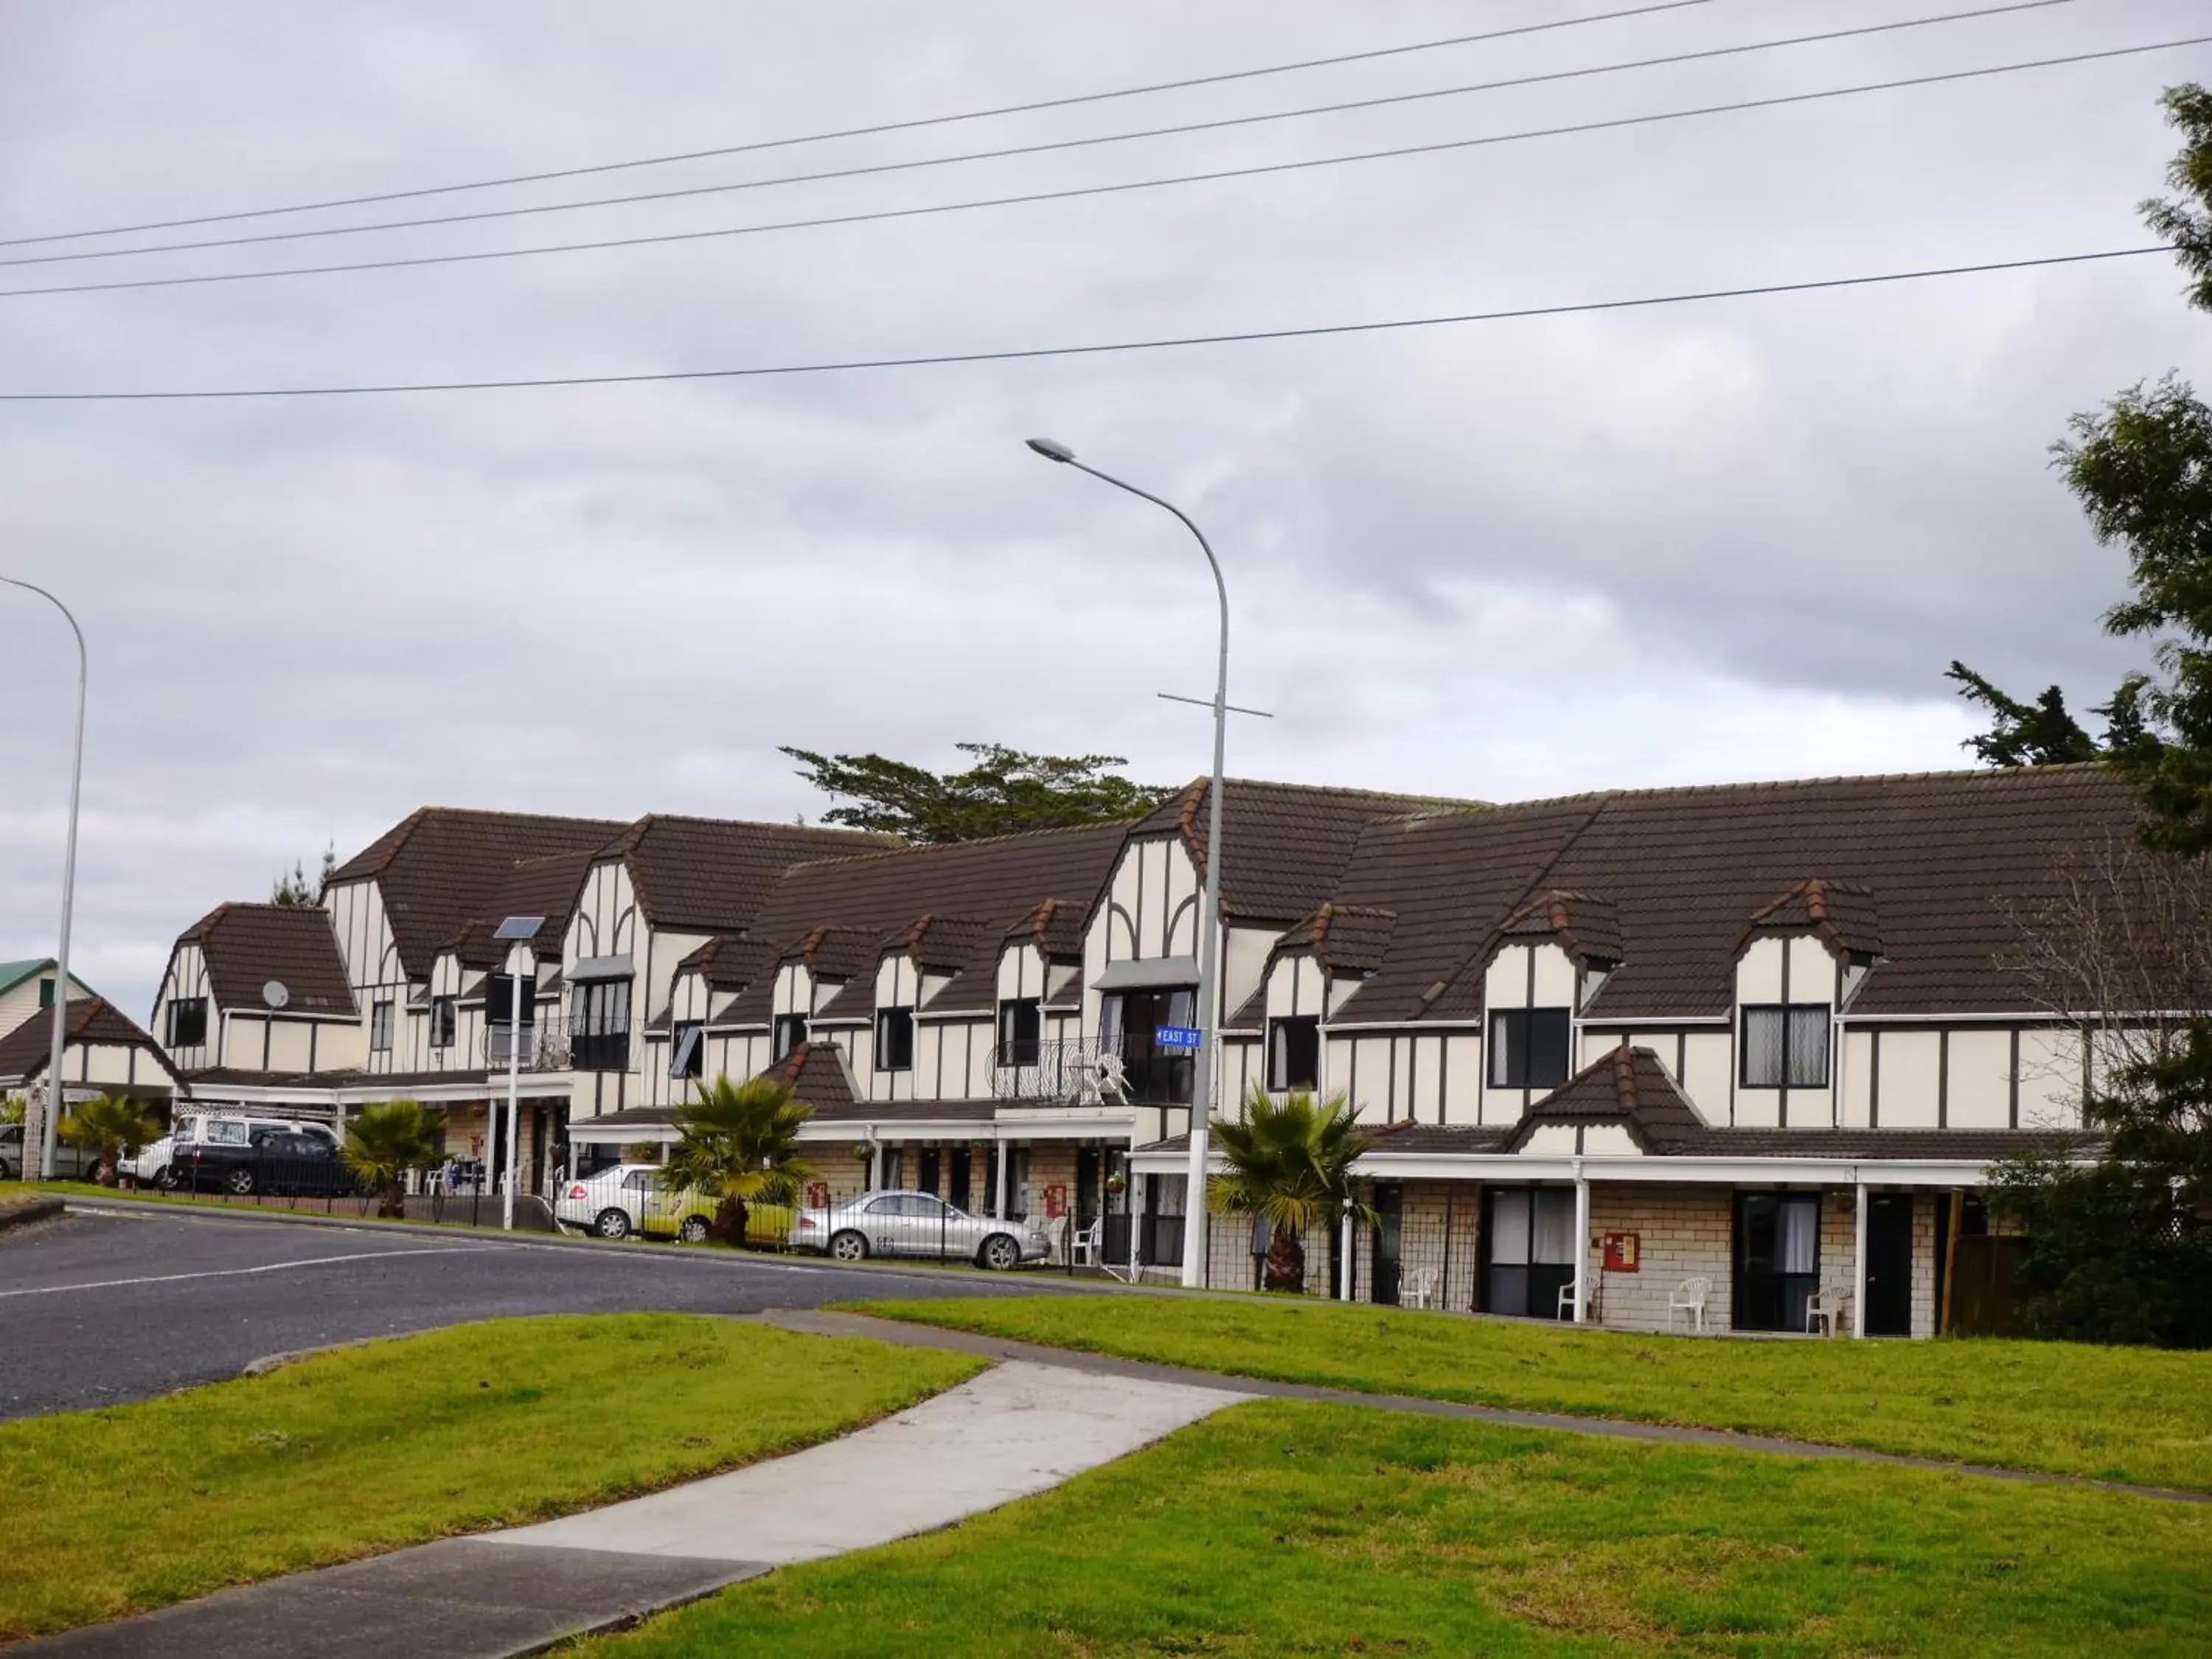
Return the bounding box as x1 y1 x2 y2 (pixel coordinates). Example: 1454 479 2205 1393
1215 775 1488 808
1416 797 1614 1015
1496 761 2115 810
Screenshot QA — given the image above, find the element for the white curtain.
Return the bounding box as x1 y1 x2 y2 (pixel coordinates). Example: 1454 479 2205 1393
1490 1190 1532 1265
1532 1189 1577 1265
1779 1197 1819 1274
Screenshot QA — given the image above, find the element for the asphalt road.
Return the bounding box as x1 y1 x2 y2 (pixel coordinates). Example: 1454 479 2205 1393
0 1203 1093 1421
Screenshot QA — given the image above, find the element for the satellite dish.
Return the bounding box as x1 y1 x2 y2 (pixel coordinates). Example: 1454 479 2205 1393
262 981 291 1011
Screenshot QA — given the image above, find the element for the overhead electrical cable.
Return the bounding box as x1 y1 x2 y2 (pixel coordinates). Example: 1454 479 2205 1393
0 246 2167 402
0 1 2084 271
0 0 1730 248
3 36 2196 302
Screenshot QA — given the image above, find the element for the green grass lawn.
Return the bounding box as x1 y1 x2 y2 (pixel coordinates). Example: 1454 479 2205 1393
0 1314 979 1642
846 1294 2212 1491
571 1399 2212 1658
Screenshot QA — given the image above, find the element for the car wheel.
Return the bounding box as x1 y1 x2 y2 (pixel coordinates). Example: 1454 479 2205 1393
225 1169 256 1196
594 1207 633 1241
156 1164 183 1191
830 1229 869 1262
678 1215 710 1245
978 1234 1021 1273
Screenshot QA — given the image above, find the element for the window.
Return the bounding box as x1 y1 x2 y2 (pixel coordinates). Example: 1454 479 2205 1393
369 999 394 1052
166 997 209 1049
995 998 1042 1066
772 1013 809 1060
429 995 457 1050
1733 1192 1821 1331
1102 988 1197 1103
1267 1016 1321 1091
877 1007 915 1071
484 973 535 1028
38 977 54 1010
571 978 632 1071
1488 1007 1571 1090
1740 1004 1831 1088
669 1020 705 1079
1481 1187 1579 1318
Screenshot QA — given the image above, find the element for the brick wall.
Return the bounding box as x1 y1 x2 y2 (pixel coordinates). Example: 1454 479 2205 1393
1585 1185 1736 1333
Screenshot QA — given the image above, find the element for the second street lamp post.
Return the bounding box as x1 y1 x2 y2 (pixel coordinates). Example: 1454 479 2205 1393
493 914 545 1231
1 578 86 1183
1026 437 1227 1290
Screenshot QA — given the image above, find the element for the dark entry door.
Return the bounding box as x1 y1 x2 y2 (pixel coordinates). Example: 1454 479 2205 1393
1371 1183 1404 1306
1865 1192 1914 1337
948 1149 973 1212
1481 1188 1576 1318
917 1148 941 1196
1734 1193 1820 1332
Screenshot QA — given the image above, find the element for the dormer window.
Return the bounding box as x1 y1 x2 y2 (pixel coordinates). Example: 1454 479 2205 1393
773 1014 809 1060
1489 1007 1571 1091
1741 1004 1829 1089
877 1006 915 1071
1267 1016 1320 1091
167 997 208 1049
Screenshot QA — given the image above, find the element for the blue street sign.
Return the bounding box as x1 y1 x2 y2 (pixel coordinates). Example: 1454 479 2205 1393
1155 1024 1203 1053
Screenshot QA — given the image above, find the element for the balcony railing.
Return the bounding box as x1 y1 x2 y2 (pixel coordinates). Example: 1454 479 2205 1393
483 1015 632 1074
991 1037 1192 1107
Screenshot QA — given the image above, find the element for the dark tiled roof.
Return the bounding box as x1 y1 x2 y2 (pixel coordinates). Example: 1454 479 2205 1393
763 1040 859 1116
327 807 627 981
447 852 597 969
675 934 760 992
806 1097 999 1126
178 1066 497 1091
596 815 894 934
1691 1128 2101 1160
1137 778 1485 924
903 914 998 975
1498 889 1625 967
1358 1121 1512 1155
571 1105 681 1130
0 998 172 1084
1745 877 1884 959
1503 1045 1706 1153
1007 897 1088 960
727 822 1130 1024
178 903 358 1015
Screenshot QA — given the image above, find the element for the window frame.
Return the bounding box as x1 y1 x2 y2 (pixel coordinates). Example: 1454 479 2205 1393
167 996 209 1049
995 997 1043 1066
369 998 394 1053
429 995 458 1051
876 1006 916 1073
1486 1006 1572 1091
772 1013 809 1060
669 1020 705 1080
1266 1015 1321 1092
1739 1003 1833 1089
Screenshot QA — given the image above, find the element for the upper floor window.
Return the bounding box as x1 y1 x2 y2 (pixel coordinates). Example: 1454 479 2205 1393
369 999 394 1052
1489 1007 1571 1091
670 1020 705 1079
996 998 1041 1066
571 978 632 1071
877 1006 915 1072
429 995 457 1050
1741 1004 1830 1089
773 1013 809 1060
167 997 208 1049
38 977 54 1010
1267 1015 1320 1091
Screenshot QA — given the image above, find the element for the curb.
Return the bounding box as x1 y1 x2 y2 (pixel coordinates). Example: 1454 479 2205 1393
0 1197 63 1234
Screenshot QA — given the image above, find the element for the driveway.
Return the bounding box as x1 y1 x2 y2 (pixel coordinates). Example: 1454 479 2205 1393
0 1203 1094 1421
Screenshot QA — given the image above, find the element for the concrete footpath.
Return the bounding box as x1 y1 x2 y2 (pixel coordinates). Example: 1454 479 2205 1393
19 1360 1242 1658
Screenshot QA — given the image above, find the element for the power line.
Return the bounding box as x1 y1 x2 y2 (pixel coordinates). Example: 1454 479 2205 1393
5 37 2196 302
0 0 1727 250
0 1 2082 272
0 246 2167 402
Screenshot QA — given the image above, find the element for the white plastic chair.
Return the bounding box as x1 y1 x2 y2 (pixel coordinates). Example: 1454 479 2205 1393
1072 1217 1103 1266
1042 1214 1071 1264
1806 1290 1841 1338
1668 1275 1711 1334
1401 1265 1439 1310
1557 1282 1582 1323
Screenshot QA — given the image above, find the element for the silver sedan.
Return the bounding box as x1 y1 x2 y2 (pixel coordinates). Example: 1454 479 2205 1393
790 1190 1048 1270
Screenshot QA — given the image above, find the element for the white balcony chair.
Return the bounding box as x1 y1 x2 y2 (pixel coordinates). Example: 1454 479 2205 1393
1400 1265 1439 1310
1806 1290 1843 1338
1042 1214 1071 1264
1557 1282 1583 1322
1668 1275 1711 1334
1071 1217 1105 1267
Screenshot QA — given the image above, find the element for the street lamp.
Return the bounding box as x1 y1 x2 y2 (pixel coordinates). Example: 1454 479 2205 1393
1026 437 1227 1290
493 914 544 1231
1 578 85 1183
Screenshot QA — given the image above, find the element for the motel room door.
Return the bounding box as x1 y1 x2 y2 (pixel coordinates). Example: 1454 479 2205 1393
1863 1192 1915 1337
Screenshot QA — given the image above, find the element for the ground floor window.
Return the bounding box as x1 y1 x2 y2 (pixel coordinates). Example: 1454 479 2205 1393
1481 1186 1577 1318
1733 1191 1820 1332
1371 1182 1405 1305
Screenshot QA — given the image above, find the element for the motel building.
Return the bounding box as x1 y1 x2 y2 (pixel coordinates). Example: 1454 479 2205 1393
139 765 2126 1336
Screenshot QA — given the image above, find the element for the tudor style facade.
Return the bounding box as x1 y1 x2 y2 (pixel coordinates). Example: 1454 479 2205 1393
133 764 2145 1336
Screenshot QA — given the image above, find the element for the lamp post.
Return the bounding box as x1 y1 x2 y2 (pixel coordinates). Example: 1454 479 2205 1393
1 578 85 1183
493 915 544 1230
1026 437 1227 1290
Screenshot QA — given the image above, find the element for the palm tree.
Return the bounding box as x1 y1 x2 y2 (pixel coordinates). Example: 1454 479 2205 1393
345 1099 447 1218
56 1096 161 1187
664 1074 815 1245
1209 1086 1374 1293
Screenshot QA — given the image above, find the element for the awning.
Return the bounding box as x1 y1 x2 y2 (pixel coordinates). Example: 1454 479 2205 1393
569 1107 681 1145
568 955 633 983
1093 956 1200 991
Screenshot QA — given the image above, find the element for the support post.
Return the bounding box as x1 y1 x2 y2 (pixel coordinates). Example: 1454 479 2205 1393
1853 1179 1869 1338
993 1134 1010 1217
1571 1165 1591 1324
502 952 524 1231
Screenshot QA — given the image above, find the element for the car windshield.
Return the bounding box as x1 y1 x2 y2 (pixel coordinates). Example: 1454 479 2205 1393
206 1121 250 1145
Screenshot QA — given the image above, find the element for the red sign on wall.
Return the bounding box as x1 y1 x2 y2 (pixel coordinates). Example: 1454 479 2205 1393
1603 1231 1641 1273
1043 1183 1068 1220
806 1182 830 1210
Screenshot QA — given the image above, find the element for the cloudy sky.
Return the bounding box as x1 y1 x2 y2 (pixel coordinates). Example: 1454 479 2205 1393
2 0 2207 1018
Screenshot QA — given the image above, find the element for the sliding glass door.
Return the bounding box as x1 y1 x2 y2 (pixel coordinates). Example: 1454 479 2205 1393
1481 1187 1577 1319
1733 1192 1820 1332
